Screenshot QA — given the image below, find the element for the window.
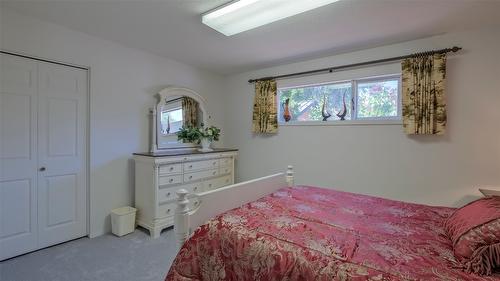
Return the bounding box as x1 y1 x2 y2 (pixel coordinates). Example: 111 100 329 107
278 75 401 123
356 78 400 119
278 82 352 122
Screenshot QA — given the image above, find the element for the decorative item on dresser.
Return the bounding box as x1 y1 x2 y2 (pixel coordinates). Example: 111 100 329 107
133 149 238 238
176 124 221 152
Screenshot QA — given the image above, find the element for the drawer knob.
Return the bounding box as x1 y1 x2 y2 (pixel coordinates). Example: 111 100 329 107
194 187 198 191
194 201 199 206
169 178 174 183
167 192 171 197
189 175 193 179
169 167 174 171
189 165 193 168
166 209 171 214
212 171 216 175
209 184 212 187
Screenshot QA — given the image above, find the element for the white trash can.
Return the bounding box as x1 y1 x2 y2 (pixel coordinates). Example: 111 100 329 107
111 206 137 237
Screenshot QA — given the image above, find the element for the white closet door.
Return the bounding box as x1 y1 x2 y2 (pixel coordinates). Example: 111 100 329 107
37 62 87 248
0 54 39 260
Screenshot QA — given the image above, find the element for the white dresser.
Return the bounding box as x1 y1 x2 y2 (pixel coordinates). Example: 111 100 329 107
133 149 238 238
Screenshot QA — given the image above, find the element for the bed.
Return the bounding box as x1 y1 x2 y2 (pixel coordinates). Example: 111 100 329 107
166 167 500 280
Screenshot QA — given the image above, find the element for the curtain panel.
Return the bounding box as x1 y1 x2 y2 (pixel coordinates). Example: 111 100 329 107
182 97 198 128
252 80 278 134
402 53 447 135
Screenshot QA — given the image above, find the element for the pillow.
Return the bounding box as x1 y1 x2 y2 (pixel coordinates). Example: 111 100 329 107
444 197 500 275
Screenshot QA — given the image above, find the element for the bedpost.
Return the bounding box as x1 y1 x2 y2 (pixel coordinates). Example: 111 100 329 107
286 165 294 187
174 189 190 250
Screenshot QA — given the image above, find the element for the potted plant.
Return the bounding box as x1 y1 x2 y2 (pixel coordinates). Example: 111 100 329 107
177 124 221 152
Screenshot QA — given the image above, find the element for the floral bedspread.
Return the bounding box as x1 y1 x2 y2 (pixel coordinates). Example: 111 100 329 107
166 186 499 281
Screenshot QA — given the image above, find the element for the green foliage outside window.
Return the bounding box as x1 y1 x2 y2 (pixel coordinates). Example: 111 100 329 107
357 80 398 118
278 83 352 122
277 78 399 122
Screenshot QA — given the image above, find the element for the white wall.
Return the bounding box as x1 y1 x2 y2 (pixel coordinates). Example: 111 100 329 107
3 6 500 238
224 27 500 207
1 8 227 237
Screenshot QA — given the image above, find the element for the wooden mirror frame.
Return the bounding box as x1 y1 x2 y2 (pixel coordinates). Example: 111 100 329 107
150 87 210 152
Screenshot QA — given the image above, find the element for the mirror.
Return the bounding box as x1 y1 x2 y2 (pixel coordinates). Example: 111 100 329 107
159 98 188 136
151 87 209 152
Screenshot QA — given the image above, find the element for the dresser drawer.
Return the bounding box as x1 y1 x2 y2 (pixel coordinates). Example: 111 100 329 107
219 166 232 175
205 175 232 191
158 182 204 204
157 202 176 218
158 187 176 203
183 159 219 172
157 196 200 217
184 169 218 183
219 157 233 167
159 163 182 175
184 182 203 194
158 174 182 186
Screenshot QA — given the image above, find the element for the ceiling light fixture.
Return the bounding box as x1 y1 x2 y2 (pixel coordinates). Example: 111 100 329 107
202 0 340 36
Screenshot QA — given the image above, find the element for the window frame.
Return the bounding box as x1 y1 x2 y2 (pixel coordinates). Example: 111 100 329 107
353 74 402 121
277 74 402 126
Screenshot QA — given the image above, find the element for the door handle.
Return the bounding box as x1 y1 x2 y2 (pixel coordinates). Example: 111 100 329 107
39 167 46 172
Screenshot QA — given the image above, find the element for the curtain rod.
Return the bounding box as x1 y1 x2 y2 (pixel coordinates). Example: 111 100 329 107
248 46 462 83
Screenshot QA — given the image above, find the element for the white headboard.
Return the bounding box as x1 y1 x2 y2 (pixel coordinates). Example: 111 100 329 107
174 166 294 249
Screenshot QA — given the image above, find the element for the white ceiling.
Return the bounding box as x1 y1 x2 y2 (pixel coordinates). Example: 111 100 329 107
3 0 500 74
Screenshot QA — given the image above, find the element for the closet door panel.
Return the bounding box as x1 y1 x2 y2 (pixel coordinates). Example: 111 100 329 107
0 54 38 260
37 62 87 248
48 98 78 157
45 174 77 227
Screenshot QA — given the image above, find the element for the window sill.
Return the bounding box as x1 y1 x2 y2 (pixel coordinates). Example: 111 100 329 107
279 119 402 126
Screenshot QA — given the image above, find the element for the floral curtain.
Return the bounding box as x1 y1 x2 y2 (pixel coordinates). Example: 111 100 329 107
402 53 447 135
182 97 198 128
252 80 278 134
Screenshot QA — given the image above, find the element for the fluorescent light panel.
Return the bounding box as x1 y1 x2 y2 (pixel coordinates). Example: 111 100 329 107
202 0 340 36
